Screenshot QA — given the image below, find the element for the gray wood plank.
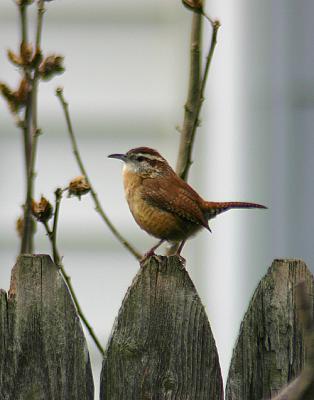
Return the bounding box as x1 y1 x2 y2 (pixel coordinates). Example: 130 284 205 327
226 259 314 400
100 255 223 400
0 254 94 400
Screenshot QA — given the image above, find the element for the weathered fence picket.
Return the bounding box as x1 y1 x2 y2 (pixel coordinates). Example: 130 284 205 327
100 255 223 399
0 255 94 400
226 259 314 400
1 255 313 399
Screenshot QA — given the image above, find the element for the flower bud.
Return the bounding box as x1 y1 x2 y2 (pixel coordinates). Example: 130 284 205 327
7 49 23 67
31 49 43 68
68 176 91 199
16 216 24 238
16 78 30 103
0 78 30 114
0 83 16 112
31 196 53 222
7 44 40 68
182 0 203 12
20 42 33 65
39 54 65 81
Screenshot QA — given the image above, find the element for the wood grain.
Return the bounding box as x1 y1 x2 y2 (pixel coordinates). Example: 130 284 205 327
226 259 314 400
100 255 223 400
0 254 94 400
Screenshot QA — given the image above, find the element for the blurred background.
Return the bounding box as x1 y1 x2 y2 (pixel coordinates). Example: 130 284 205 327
0 0 313 397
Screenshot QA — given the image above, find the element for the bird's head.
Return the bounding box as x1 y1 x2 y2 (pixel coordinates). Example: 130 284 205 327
108 147 172 178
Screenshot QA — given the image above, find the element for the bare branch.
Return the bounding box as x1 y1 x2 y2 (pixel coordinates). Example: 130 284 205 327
20 0 46 254
55 88 142 261
43 188 105 356
167 12 220 256
18 3 32 173
176 16 220 181
175 12 202 180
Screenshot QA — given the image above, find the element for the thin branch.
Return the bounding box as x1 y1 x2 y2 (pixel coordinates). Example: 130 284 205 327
55 87 142 260
28 0 45 178
176 16 220 181
20 0 46 254
21 99 32 177
18 3 28 45
18 1 33 252
59 262 105 356
175 12 202 180
51 188 62 264
35 0 45 49
43 189 105 356
167 12 203 256
18 3 31 172
167 13 220 256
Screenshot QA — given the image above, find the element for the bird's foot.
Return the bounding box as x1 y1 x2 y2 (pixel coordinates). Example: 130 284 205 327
140 240 165 265
140 249 156 264
174 253 186 269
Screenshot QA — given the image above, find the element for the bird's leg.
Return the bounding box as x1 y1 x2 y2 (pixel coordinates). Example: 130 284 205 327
175 240 186 256
141 239 165 262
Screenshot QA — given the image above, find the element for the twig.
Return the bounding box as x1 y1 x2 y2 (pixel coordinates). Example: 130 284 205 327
176 16 220 181
270 282 314 400
19 3 28 45
18 1 33 252
20 0 46 254
167 13 220 255
18 3 31 171
51 188 62 264
35 0 45 49
28 0 45 192
55 87 142 260
43 188 105 356
175 12 202 180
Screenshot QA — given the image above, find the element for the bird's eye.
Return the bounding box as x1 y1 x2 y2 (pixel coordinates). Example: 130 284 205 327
137 156 145 162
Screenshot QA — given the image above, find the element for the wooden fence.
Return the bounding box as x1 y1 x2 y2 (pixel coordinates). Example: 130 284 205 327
0 254 313 399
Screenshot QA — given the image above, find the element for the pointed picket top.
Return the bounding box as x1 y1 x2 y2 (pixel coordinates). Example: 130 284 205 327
0 254 94 400
226 259 314 400
100 255 223 399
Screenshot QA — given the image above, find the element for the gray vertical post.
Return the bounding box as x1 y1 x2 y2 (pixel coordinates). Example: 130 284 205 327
100 255 223 399
0 254 94 400
226 259 314 400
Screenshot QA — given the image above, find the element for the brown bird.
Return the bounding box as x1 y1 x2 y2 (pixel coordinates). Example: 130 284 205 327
109 147 266 259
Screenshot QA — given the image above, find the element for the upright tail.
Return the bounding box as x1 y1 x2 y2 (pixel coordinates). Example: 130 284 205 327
204 201 267 220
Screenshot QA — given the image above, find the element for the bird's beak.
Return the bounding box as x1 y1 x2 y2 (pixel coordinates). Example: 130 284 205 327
108 153 127 161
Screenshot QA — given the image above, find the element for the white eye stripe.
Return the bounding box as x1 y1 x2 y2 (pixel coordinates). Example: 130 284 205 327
135 153 164 162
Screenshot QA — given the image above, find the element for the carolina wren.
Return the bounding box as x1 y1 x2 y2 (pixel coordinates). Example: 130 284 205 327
109 147 266 258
